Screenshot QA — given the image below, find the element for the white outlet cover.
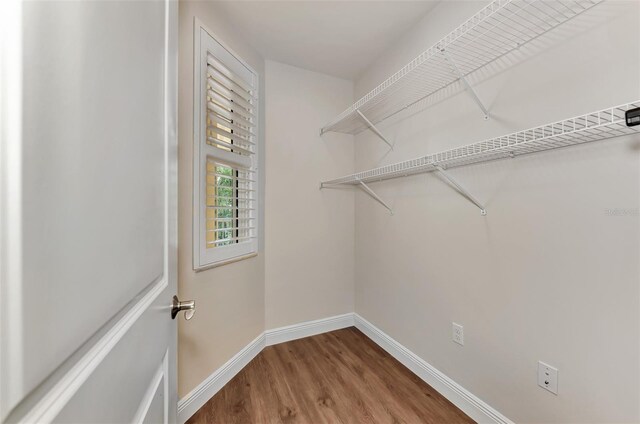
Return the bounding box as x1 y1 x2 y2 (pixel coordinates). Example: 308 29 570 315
452 323 464 346
538 361 558 395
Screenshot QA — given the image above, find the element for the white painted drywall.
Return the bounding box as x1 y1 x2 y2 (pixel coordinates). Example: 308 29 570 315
178 0 266 399
264 60 355 329
353 1 640 422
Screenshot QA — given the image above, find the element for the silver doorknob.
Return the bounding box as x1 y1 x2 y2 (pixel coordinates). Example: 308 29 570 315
171 295 195 320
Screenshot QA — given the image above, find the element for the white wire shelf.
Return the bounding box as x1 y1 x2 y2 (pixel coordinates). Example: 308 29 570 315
321 101 640 194
320 0 602 136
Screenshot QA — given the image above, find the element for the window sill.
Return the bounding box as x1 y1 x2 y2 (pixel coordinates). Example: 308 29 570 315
194 252 258 272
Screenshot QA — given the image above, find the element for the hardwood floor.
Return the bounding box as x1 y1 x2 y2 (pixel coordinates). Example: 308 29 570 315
187 327 475 424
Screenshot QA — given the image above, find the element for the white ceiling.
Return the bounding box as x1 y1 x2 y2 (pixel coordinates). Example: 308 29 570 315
210 1 440 80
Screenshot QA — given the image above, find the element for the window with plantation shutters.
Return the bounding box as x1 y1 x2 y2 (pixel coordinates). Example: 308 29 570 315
194 23 259 269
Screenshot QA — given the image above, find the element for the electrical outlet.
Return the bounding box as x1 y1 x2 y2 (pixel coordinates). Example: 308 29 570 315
452 323 464 346
538 361 558 395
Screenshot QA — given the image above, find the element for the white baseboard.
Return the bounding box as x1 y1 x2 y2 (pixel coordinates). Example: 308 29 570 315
265 313 354 346
178 312 511 424
353 313 513 424
177 333 265 423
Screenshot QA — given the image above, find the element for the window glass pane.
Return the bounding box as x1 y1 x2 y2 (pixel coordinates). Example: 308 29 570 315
206 162 239 248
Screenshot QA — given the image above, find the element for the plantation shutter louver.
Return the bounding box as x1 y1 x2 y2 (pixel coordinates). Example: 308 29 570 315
194 25 259 269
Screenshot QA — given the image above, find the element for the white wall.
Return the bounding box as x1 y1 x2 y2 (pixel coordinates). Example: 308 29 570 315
264 60 355 329
178 0 266 398
354 1 640 423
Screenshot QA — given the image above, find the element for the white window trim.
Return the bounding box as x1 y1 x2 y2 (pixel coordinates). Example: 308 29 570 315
193 19 259 271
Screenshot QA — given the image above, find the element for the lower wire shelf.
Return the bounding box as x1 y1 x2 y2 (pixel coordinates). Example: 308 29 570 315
320 101 640 215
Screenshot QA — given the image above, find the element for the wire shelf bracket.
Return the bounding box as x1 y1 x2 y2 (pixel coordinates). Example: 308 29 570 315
439 48 489 120
434 165 486 215
320 178 394 215
357 179 394 215
354 109 394 150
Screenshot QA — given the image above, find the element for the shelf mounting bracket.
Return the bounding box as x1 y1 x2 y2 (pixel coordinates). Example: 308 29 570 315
356 179 393 215
439 48 489 120
356 109 394 150
434 165 486 215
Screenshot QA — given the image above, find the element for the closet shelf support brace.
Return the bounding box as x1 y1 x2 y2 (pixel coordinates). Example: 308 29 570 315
357 179 394 215
439 48 489 120
356 110 394 150
434 166 486 216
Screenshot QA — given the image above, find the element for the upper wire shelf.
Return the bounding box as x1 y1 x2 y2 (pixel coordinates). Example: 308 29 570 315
321 101 640 187
320 0 602 136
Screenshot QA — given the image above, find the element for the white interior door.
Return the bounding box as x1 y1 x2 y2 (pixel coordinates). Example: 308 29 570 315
0 1 179 423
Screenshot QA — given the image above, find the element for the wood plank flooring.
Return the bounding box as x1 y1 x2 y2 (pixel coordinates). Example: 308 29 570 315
187 327 475 424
